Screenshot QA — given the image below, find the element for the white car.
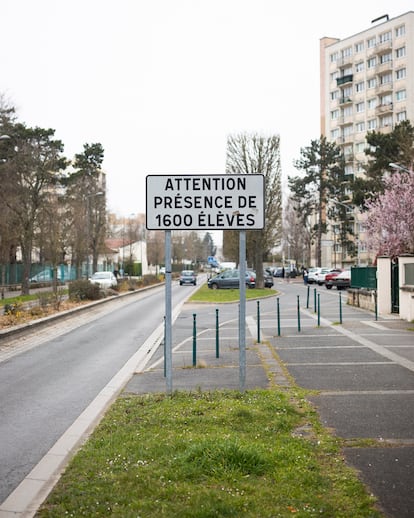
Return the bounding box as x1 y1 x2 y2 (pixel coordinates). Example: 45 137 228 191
89 272 118 289
316 268 340 285
307 267 324 284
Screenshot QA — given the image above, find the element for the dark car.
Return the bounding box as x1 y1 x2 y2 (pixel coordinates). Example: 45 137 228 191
179 270 197 286
207 269 256 289
264 271 274 288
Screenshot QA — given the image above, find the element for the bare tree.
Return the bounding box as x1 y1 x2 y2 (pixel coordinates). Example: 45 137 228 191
225 133 282 287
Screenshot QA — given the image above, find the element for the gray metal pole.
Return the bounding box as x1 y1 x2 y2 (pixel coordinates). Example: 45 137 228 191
239 230 246 392
165 230 172 394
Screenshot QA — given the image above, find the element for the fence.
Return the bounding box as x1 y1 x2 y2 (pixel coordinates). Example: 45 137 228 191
351 266 377 290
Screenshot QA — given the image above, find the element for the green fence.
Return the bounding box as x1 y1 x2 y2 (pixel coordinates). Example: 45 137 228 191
351 266 377 290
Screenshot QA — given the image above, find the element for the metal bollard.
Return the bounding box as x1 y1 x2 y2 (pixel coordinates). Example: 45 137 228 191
277 297 281 336
314 288 317 313
257 300 261 343
306 285 310 309
339 292 343 324
215 308 220 358
192 313 197 366
297 295 301 332
317 293 321 327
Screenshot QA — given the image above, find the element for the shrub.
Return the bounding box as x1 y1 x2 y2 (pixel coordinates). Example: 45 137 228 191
69 280 102 301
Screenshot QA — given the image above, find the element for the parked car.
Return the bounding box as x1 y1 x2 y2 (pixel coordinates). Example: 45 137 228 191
307 267 324 284
263 271 274 288
274 267 284 277
89 271 118 289
29 269 62 283
316 267 342 286
330 269 351 290
208 269 256 289
179 270 197 286
325 269 344 289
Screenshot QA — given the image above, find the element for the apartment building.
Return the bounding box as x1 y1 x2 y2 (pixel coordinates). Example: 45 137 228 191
319 11 414 267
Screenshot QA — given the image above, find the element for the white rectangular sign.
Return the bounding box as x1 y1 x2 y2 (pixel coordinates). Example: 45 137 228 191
146 174 265 230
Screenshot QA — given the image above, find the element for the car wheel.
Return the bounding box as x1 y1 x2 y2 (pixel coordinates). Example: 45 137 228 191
211 283 218 289
326 285 332 289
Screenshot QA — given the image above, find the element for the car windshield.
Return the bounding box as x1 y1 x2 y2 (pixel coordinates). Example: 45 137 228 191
92 273 110 279
181 271 194 276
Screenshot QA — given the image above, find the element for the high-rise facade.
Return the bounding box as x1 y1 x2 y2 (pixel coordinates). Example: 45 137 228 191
319 11 414 267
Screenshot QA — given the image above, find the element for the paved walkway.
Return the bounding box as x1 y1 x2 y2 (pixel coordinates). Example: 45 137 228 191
125 280 414 518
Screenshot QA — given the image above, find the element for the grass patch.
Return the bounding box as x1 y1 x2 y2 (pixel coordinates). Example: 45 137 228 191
189 282 276 303
37 389 381 517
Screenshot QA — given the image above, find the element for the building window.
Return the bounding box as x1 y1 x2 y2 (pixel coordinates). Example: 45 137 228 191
355 61 364 73
380 115 393 127
355 142 365 153
367 36 376 48
396 89 406 101
355 41 364 53
380 93 392 105
342 46 352 58
395 25 405 37
343 125 353 137
331 128 340 139
379 31 392 43
342 85 352 98
396 46 406 58
367 77 377 89
331 71 339 82
396 68 406 80
330 90 340 100
367 98 377 110
380 72 392 85
331 109 340 120
356 102 365 113
330 51 339 62
343 105 352 117
368 119 377 130
355 81 364 92
380 52 392 64
367 57 376 68
396 111 407 122
356 121 365 132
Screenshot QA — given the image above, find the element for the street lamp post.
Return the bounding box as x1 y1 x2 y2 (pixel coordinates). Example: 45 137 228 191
389 162 413 173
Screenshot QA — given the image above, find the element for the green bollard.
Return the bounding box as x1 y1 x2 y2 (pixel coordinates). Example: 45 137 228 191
215 308 219 358
277 297 281 336
297 295 301 332
339 292 343 324
317 293 321 327
257 300 261 343
192 313 197 366
306 285 310 309
314 288 317 313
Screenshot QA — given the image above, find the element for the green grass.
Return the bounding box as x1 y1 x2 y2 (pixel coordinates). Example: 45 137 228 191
37 389 381 517
189 282 276 303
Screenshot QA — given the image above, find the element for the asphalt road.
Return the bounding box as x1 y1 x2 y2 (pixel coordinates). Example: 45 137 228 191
0 280 199 505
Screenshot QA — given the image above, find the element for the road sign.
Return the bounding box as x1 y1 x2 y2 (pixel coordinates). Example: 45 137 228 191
146 174 265 230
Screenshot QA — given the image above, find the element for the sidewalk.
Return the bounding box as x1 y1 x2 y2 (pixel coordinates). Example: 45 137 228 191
124 282 414 518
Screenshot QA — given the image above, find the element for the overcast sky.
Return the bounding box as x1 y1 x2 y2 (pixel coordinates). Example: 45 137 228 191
1 0 413 219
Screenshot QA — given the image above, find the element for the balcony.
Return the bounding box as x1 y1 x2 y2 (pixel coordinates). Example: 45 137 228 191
339 96 352 105
336 74 353 86
375 82 393 95
375 103 393 115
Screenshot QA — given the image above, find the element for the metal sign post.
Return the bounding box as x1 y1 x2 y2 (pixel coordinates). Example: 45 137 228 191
165 230 172 394
239 230 246 392
146 174 264 393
